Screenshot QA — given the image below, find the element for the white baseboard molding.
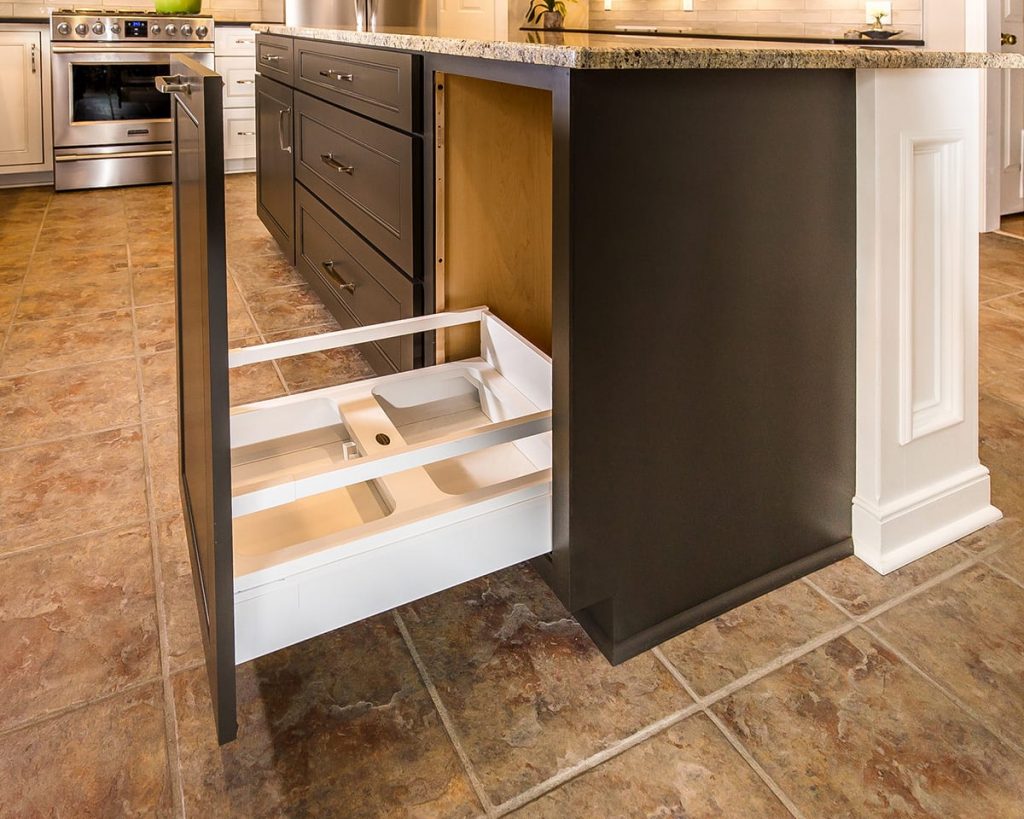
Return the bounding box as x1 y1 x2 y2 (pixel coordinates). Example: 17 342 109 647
853 466 1002 574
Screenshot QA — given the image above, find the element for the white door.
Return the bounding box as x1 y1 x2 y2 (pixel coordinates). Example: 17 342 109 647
1001 0 1024 215
438 0 507 40
0 30 44 168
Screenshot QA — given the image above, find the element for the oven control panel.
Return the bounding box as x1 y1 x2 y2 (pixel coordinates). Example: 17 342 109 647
51 12 214 43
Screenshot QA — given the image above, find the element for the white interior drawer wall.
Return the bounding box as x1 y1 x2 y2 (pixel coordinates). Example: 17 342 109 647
224 108 256 160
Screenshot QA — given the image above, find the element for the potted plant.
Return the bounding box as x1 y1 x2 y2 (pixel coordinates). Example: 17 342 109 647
526 0 569 29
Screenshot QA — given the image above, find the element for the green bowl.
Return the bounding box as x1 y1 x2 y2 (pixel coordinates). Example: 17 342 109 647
154 0 202 13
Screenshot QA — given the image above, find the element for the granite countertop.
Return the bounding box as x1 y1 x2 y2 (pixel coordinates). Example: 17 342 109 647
253 23 1024 70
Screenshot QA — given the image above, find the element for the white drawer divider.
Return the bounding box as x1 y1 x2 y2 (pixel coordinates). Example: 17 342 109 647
227 307 488 368
231 408 553 518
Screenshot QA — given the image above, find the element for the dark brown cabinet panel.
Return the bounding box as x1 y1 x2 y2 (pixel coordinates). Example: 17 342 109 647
294 91 417 276
255 74 295 262
255 33 294 85
296 185 416 373
294 38 418 133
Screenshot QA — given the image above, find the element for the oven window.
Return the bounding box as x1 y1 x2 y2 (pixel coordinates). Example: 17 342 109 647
71 64 171 122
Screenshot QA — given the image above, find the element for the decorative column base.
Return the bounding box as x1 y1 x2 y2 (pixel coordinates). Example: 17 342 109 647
854 68 1000 575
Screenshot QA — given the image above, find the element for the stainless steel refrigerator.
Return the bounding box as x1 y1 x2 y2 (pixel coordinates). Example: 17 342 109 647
285 0 435 30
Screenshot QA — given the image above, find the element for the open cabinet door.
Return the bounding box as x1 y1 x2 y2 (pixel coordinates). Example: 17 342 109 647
160 56 237 744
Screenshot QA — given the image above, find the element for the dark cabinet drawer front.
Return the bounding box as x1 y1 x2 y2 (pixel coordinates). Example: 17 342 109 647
296 185 415 371
295 91 416 275
255 75 294 262
255 34 293 84
295 40 417 133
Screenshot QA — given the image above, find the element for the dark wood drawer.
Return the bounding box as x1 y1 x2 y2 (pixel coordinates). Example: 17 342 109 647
294 38 419 133
255 34 293 85
296 184 416 372
295 91 418 276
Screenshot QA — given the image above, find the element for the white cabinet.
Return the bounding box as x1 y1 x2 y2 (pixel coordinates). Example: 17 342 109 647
0 29 46 171
215 25 257 172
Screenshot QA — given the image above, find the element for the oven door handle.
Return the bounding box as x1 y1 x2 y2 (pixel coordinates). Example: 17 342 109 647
55 149 174 162
53 46 215 54
156 75 191 95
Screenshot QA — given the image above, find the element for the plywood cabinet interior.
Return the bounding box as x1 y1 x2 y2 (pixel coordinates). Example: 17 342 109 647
437 74 553 360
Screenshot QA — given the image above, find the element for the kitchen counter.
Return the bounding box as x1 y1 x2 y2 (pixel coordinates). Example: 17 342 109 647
253 22 1024 69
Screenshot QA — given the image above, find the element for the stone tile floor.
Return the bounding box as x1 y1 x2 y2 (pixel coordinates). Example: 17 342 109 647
0 176 1022 817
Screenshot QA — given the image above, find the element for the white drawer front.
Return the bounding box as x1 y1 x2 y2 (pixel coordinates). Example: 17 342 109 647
214 26 256 56
218 56 257 108
223 109 256 160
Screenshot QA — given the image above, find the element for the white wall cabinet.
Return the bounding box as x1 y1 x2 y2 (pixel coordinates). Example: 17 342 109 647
0 28 48 173
216 26 257 173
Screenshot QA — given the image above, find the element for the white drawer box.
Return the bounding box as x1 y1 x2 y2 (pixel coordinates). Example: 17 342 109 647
226 309 553 664
223 108 256 160
214 25 256 57
217 56 257 108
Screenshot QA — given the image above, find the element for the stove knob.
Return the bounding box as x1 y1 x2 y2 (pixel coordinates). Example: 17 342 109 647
56 21 70 35
109 22 120 33
74 22 88 36
195 25 208 38
92 21 105 34
180 23 193 37
151 23 161 34
164 23 177 36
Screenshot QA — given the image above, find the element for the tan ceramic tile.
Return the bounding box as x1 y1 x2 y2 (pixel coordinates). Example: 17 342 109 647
873 565 1024 748
173 617 482 818
227 231 282 258
154 515 204 672
0 283 19 325
0 682 172 817
245 283 336 335
0 359 140 448
134 302 177 354
27 245 129 281
229 361 287 406
512 713 788 818
807 546 966 617
0 264 26 287
955 514 1023 555
983 368 1024 411
144 418 181 518
15 274 133 321
988 527 1024 583
228 251 305 294
132 266 176 306
399 564 689 805
0 525 160 731
264 323 376 394
139 351 177 420
0 427 148 553
0 310 135 376
980 306 1024 360
979 340 1024 387
658 580 849 696
980 233 1024 288
129 239 175 270
713 628 1024 817
981 275 1022 303
37 222 127 248
979 394 1024 451
991 470 1024 518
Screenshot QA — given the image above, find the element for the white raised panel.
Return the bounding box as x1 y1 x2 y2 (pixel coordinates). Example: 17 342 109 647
215 25 256 57
224 108 256 160
217 56 257 109
898 134 965 445
0 30 44 168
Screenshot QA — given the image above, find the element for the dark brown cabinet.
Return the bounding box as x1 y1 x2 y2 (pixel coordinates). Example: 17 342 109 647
255 33 423 370
255 74 295 262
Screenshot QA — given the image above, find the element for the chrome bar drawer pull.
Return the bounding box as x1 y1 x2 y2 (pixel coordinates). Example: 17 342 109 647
321 260 357 292
319 69 355 82
320 153 354 174
262 54 281 63
235 79 255 85
236 131 256 136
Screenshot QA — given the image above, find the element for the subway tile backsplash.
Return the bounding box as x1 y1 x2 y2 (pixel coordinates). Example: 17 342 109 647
586 0 923 40
1 0 283 22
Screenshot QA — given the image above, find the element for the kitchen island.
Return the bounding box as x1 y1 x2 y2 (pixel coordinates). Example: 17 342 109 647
243 25 1019 668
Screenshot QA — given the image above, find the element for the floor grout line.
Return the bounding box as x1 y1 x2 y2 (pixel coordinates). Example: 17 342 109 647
0 195 51 363
980 557 1024 592
128 233 188 819
0 517 153 562
0 672 164 740
392 611 496 818
0 419 144 454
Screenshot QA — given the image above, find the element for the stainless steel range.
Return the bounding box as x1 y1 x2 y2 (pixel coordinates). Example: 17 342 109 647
50 9 215 190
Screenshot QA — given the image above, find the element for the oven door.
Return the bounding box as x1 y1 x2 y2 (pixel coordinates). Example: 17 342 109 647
52 47 214 148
